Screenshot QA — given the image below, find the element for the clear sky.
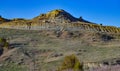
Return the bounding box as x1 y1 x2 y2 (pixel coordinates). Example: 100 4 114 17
0 0 120 27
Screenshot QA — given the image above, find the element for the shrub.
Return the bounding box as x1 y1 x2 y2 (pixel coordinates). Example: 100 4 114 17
0 38 9 48
58 54 83 71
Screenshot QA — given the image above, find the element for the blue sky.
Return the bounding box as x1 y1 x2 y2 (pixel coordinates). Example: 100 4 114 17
0 0 120 27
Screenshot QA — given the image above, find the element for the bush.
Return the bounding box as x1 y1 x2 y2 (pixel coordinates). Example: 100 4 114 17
58 54 83 71
0 38 9 48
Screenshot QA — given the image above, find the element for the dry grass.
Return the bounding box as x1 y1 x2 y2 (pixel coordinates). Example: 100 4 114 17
0 28 120 71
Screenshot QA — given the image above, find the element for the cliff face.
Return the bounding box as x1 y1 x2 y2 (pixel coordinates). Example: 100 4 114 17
0 9 120 33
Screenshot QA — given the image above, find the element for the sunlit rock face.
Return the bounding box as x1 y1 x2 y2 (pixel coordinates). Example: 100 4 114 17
33 9 79 22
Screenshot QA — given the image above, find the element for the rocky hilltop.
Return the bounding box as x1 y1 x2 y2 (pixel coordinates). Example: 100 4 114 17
33 9 78 22
0 9 120 33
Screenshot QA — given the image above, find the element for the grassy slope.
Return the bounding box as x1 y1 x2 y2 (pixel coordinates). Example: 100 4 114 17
0 28 120 71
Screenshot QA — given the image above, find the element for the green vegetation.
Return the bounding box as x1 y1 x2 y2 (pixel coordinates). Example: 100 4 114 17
58 54 83 71
0 63 27 71
0 37 9 48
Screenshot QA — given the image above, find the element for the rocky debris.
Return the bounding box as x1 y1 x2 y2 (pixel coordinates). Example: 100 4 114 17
102 58 120 66
101 34 114 41
51 52 63 57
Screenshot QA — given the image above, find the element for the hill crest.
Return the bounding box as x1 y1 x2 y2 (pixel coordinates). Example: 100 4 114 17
33 9 79 22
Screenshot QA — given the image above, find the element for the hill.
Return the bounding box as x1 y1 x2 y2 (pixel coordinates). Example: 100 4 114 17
0 9 120 71
0 9 120 33
33 9 78 22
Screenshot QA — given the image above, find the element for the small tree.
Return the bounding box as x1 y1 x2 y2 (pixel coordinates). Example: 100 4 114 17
100 23 103 26
58 54 83 71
